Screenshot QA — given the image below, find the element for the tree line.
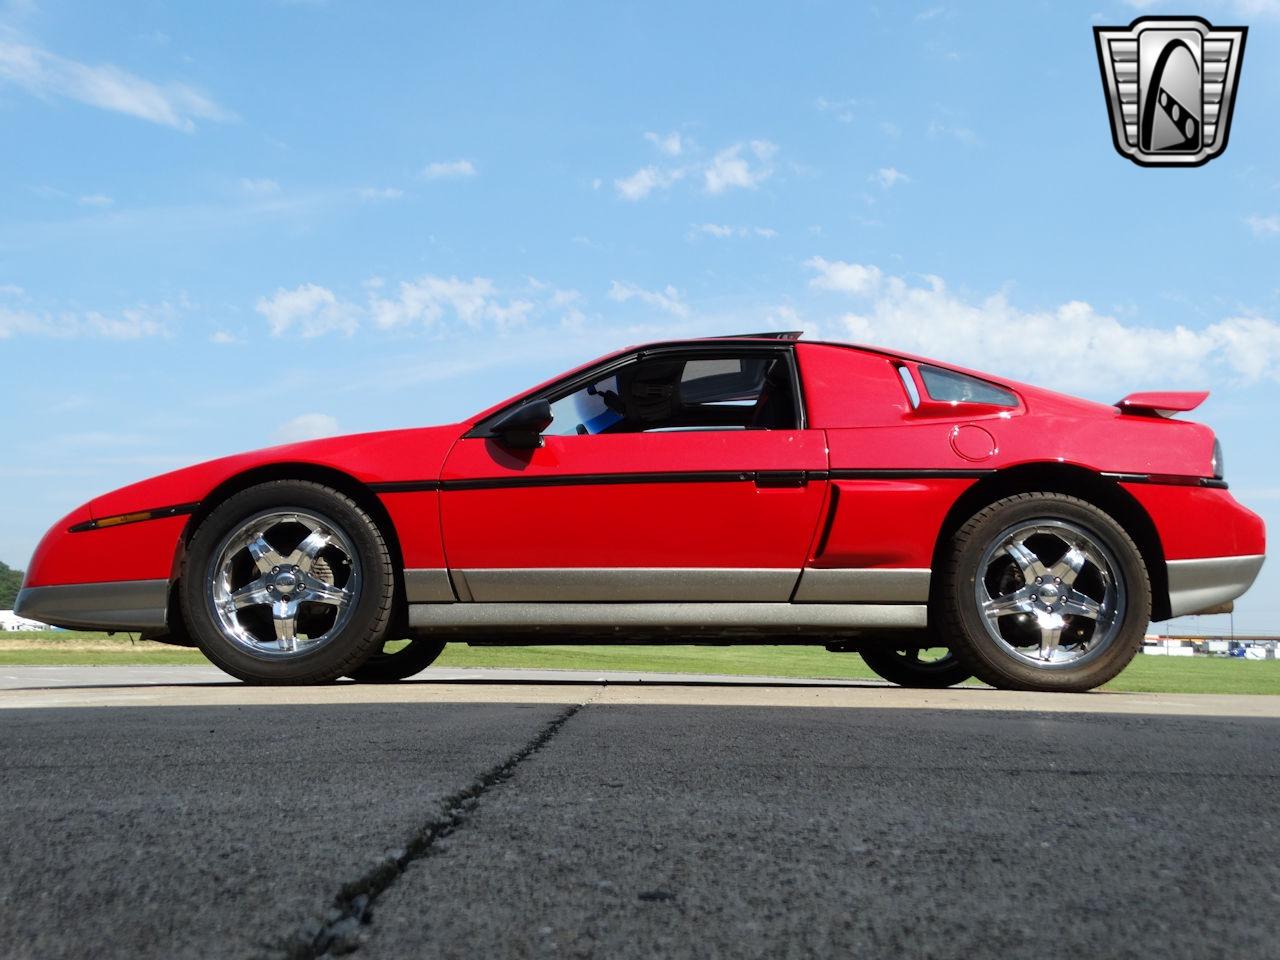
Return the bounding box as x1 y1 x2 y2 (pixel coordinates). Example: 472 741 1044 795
0 561 24 610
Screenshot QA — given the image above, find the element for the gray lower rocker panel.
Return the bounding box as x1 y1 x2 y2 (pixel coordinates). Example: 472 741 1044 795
457 568 798 602
14 580 169 631
1165 554 1266 618
408 601 928 635
794 568 931 603
403 568 456 603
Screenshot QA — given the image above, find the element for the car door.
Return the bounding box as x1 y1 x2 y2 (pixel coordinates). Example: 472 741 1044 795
438 345 829 602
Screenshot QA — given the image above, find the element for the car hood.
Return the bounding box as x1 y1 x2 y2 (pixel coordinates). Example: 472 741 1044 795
87 423 464 519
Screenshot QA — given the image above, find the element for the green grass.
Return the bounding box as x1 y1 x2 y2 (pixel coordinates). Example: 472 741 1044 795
0 647 209 665
2 631 1278 694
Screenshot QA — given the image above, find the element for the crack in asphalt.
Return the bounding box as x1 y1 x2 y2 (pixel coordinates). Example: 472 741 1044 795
265 696 594 960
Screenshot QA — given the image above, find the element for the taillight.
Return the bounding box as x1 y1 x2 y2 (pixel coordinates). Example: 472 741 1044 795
1211 438 1224 480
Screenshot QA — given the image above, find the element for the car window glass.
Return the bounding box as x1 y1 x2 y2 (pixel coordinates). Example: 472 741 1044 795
542 353 797 436
545 374 625 436
918 365 1017 407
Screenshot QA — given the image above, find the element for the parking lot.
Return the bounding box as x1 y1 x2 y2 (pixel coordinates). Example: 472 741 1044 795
2 667 1278 959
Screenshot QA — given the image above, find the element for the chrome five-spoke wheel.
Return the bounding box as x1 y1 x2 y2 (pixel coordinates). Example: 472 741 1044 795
208 509 362 657
942 492 1150 692
181 480 395 684
976 519 1124 667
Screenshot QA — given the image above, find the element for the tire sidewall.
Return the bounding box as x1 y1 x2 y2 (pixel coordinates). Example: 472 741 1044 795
347 637 447 683
181 481 393 683
945 494 1150 692
860 645 971 688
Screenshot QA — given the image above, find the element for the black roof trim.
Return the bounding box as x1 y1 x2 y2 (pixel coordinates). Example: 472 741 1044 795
717 331 803 341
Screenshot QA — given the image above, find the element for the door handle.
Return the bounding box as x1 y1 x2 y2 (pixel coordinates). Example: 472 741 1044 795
754 471 808 488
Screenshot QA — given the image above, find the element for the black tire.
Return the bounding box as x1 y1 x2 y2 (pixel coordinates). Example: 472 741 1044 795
860 644 972 688
347 636 446 683
180 480 395 684
940 492 1150 693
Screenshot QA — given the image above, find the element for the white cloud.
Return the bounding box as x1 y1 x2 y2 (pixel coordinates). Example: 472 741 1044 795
1245 214 1280 237
804 258 1280 389
0 307 52 338
693 223 777 239
82 308 169 339
209 330 240 345
915 5 946 20
77 193 113 207
370 275 532 331
1125 0 1280 15
253 275 549 338
615 165 682 201
644 130 684 156
606 280 689 318
704 141 777 194
0 301 173 339
420 159 476 180
274 413 340 444
928 119 979 145
816 97 857 123
871 166 909 189
613 137 778 201
255 283 359 338
239 177 280 196
806 257 883 295
0 39 233 131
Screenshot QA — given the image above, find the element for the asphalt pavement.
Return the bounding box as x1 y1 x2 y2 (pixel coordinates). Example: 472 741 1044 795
1 666 1277 959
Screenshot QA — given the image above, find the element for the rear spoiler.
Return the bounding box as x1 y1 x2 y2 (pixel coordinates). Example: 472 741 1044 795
1115 391 1209 418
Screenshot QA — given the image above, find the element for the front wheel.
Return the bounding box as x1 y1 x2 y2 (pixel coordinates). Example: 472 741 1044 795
860 645 972 688
940 492 1150 693
180 480 395 684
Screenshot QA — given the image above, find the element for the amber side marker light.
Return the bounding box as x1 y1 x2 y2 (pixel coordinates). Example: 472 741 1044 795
69 502 199 533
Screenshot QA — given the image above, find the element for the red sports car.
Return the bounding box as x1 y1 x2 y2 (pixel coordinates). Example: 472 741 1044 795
17 332 1266 691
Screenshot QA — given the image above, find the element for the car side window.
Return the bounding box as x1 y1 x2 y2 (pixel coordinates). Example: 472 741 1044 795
918 365 1018 407
542 352 799 436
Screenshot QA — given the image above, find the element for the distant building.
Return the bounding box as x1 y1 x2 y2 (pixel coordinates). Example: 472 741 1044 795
0 610 49 631
1144 633 1279 659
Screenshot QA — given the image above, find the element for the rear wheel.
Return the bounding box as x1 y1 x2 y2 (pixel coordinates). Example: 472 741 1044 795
940 492 1150 692
347 636 446 682
180 481 395 684
860 645 972 688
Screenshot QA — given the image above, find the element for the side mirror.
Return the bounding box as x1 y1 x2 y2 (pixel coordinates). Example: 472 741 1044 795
489 400 553 448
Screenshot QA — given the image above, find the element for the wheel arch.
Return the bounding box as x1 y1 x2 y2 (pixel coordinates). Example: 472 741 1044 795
930 462 1170 621
161 463 408 644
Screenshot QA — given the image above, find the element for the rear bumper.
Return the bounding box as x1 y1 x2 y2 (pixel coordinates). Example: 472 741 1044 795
1165 554 1266 619
14 580 169 631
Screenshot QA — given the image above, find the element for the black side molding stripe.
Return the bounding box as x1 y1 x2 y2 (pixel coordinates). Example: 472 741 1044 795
369 480 443 493
828 468 994 480
375 467 995 494
1102 472 1228 489
68 502 200 533
443 470 756 491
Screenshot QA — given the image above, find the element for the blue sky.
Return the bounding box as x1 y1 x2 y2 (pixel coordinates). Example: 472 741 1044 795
2 0 1278 633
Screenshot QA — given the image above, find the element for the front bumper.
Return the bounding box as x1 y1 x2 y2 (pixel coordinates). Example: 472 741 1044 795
14 580 169 631
1165 554 1266 618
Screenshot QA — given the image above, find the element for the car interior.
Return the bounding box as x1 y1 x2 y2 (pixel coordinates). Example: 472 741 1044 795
544 352 800 435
